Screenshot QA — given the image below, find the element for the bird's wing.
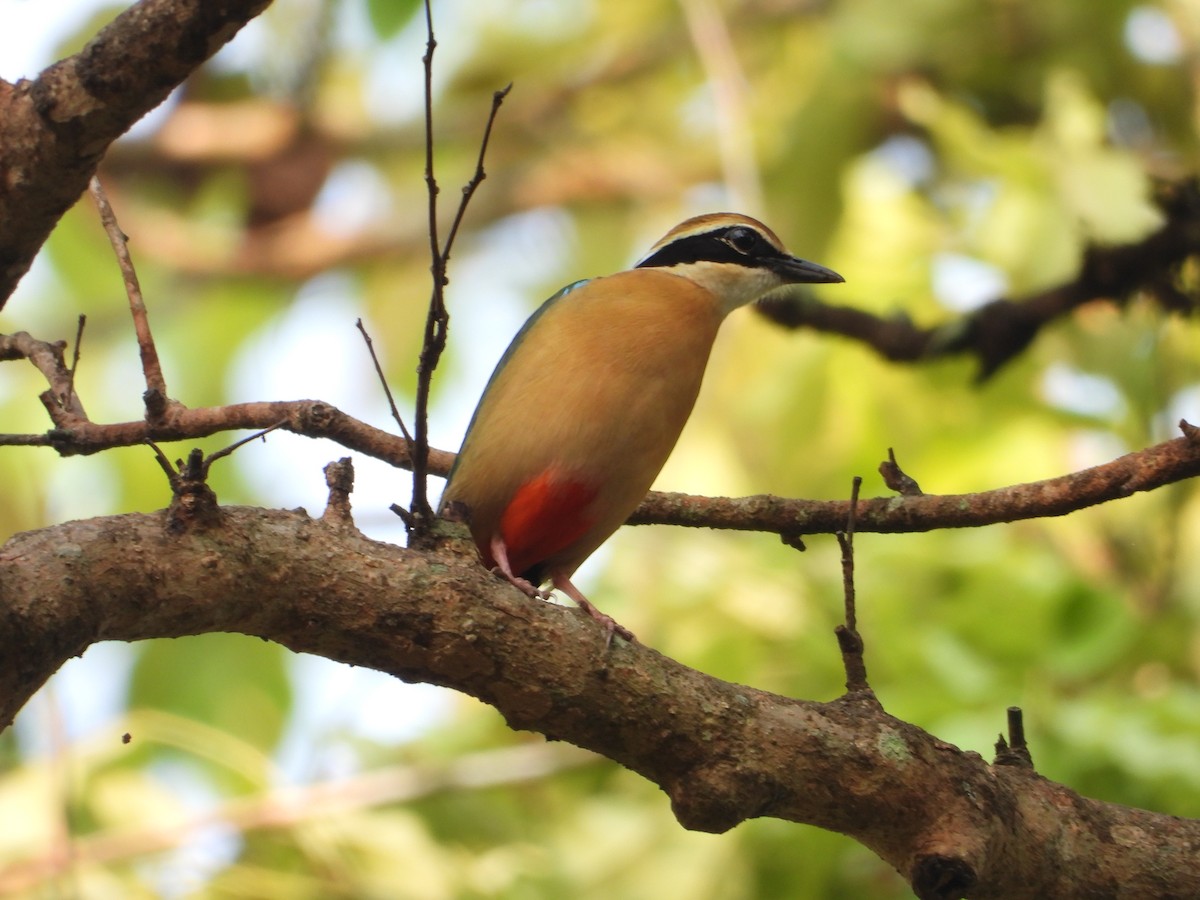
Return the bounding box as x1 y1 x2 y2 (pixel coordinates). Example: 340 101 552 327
438 278 592 501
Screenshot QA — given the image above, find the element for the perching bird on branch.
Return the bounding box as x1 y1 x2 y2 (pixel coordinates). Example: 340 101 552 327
439 213 843 642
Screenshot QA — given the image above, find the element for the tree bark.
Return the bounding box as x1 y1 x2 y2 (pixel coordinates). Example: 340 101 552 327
1 505 1198 900
4 3 1200 898
0 0 273 307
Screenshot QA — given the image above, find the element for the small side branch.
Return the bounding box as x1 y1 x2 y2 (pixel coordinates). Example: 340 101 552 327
148 426 280 531
994 706 1034 769
631 422 1200 536
322 457 356 526
880 447 923 496
88 176 169 416
66 314 86 410
442 84 512 261
5 321 1199 540
410 0 445 532
408 0 510 534
356 319 413 446
202 422 285 469
834 477 873 697
754 180 1200 380
0 331 87 421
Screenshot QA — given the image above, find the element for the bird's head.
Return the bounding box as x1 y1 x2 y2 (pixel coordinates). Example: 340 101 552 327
635 212 843 314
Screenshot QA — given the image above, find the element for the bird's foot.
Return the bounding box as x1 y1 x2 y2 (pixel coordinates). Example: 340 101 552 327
487 535 633 646
493 566 631 647
491 566 552 601
550 574 635 647
571 595 635 649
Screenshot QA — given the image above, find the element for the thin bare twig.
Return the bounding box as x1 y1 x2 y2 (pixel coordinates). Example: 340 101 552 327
88 176 169 413
834 477 872 696
408 0 510 534
442 83 512 260
632 420 1200 535
202 421 285 471
355 318 413 445
420 0 440 275
66 315 86 410
408 0 445 533
836 477 862 633
2 345 1199 540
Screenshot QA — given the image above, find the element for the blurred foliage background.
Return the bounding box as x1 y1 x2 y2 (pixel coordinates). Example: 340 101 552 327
1 0 1199 896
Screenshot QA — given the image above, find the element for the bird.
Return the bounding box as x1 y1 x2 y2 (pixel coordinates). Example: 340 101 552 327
438 212 843 643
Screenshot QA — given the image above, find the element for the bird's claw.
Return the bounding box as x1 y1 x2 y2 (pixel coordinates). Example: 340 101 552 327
571 596 635 647
489 562 633 647
491 566 550 600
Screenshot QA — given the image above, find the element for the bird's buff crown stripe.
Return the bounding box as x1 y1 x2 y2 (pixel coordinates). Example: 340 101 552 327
636 212 786 265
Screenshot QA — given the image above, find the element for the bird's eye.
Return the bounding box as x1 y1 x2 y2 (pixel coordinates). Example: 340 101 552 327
723 227 759 255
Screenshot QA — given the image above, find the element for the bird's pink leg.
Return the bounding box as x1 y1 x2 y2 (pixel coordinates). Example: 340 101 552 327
550 571 635 646
489 535 551 600
488 536 634 646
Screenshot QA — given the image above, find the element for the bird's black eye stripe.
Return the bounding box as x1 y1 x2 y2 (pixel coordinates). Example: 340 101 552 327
637 227 778 269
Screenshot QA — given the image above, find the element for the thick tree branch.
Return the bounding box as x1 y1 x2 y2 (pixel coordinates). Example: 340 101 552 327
0 0 273 307
1 6 1196 899
0 506 1197 899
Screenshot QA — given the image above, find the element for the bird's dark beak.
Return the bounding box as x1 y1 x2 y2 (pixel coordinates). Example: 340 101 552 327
771 255 844 285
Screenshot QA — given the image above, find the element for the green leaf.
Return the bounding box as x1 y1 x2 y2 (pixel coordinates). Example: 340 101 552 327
366 0 422 38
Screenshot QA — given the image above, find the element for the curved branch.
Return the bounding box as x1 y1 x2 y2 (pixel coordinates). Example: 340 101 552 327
1 506 1197 899
0 0 273 307
2 331 1196 540
755 181 1200 379
0 340 455 472
631 425 1200 535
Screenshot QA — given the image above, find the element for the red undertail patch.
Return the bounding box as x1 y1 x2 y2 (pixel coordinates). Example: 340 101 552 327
499 472 597 577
